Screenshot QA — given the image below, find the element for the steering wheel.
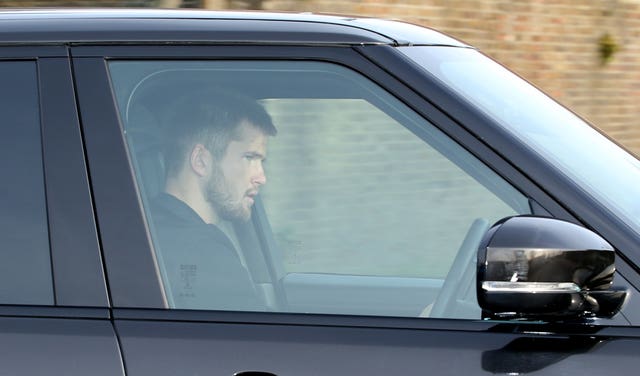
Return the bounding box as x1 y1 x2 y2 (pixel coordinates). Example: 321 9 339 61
428 218 490 318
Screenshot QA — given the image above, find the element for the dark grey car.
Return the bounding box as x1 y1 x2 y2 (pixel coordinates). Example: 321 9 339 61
1 8 639 375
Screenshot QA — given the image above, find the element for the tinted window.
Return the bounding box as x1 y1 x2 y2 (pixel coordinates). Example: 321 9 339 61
0 61 52 305
110 60 530 318
401 46 640 236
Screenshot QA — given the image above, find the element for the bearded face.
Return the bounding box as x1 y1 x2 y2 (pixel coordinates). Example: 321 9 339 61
204 122 267 222
205 165 254 222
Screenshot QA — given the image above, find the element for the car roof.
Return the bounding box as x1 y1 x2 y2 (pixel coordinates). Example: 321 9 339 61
0 8 468 47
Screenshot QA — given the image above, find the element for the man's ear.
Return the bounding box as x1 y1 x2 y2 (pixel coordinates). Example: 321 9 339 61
189 143 211 177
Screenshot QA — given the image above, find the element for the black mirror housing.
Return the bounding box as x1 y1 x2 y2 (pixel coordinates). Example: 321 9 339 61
477 216 627 320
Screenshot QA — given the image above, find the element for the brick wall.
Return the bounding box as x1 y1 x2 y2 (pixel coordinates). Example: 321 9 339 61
260 98 520 277
257 0 640 155
258 0 640 157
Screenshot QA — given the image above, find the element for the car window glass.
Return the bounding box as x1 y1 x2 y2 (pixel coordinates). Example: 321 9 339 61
109 60 531 318
400 46 640 237
0 61 53 305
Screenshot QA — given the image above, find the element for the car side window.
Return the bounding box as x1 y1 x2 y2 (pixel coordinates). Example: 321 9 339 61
0 61 53 305
109 60 531 318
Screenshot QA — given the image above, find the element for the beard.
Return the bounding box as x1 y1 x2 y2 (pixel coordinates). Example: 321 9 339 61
205 168 251 222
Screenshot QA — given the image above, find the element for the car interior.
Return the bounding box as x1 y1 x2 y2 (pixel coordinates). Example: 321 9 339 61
115 60 531 319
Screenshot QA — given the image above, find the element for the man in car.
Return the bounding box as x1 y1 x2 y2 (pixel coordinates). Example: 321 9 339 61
150 89 277 311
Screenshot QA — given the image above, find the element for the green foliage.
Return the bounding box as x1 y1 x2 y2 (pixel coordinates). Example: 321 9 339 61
598 32 619 66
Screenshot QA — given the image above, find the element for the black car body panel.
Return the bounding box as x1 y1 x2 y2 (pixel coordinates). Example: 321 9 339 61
0 9 465 46
0 8 639 375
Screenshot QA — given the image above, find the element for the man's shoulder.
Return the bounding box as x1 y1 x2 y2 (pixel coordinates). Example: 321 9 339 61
146 196 263 311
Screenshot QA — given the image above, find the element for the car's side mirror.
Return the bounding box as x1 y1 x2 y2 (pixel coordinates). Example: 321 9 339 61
477 216 627 320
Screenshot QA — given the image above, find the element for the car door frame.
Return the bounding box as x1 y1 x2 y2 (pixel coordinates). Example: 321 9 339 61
72 42 639 322
0 44 109 313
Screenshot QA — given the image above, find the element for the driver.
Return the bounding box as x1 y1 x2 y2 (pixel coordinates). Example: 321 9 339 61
150 89 277 310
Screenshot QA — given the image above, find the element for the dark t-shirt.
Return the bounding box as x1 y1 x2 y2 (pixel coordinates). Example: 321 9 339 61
149 193 263 311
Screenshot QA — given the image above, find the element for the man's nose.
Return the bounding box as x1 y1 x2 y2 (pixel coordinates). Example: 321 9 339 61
252 165 266 186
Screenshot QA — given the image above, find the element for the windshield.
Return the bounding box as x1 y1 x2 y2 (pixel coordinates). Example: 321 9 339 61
399 46 640 236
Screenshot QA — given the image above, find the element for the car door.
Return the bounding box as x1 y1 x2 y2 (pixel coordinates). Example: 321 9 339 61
0 46 122 375
72 43 640 376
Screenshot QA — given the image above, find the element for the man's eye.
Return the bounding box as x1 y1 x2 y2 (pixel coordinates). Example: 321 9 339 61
244 154 265 162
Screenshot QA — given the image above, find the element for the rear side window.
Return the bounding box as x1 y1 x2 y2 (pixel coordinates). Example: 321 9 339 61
0 61 52 305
